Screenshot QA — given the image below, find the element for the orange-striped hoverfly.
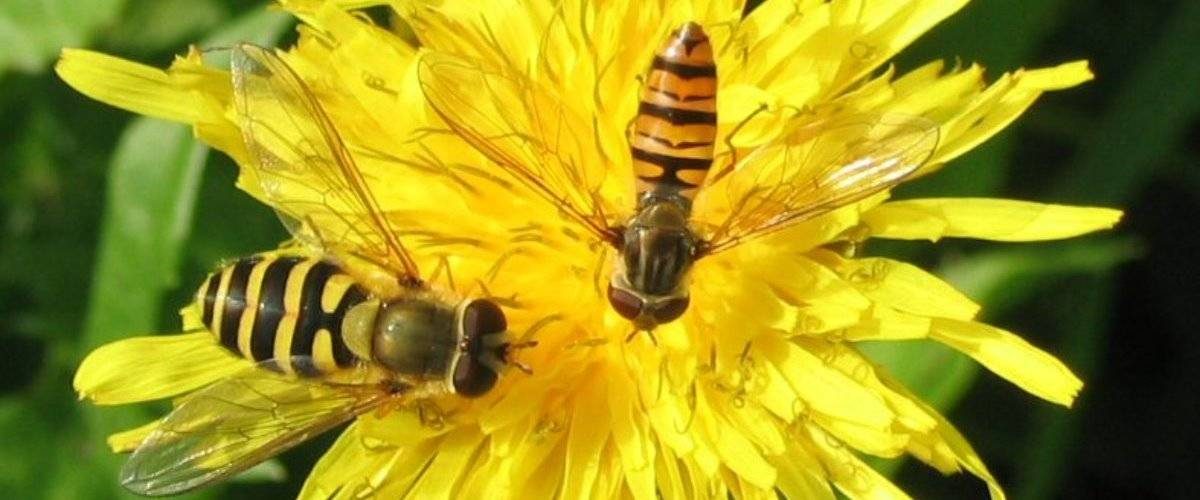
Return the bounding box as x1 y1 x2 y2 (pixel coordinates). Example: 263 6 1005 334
419 23 938 335
118 44 535 496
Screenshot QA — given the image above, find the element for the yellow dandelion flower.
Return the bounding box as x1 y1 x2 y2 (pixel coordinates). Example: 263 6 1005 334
58 0 1123 498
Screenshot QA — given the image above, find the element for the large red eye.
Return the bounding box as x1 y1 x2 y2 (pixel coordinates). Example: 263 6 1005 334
652 296 690 323
452 355 498 397
463 299 507 336
607 285 643 320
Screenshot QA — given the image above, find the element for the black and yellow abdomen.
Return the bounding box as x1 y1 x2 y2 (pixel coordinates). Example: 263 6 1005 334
195 256 368 376
630 22 717 202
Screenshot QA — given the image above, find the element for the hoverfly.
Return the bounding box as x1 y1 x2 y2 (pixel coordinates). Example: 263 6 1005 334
419 22 939 334
119 44 535 496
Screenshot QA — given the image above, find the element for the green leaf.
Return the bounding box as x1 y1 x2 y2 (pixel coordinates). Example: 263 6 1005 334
0 102 114 346
1049 0 1200 204
199 6 293 47
1012 275 1113 500
231 460 288 485
897 0 1071 72
0 398 54 496
82 118 206 346
0 0 126 74
938 238 1141 313
104 0 228 54
77 117 207 499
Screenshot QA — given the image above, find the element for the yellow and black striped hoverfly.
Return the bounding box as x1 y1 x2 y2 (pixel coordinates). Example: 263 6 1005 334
419 22 939 335
119 44 536 496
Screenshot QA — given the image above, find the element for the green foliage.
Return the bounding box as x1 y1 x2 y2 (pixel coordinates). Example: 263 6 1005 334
77 118 208 500
0 0 1193 499
0 0 126 73
0 4 290 498
84 119 206 349
104 0 228 54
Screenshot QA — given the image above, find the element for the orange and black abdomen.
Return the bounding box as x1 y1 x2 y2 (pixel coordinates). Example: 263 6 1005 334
631 22 717 202
196 256 368 376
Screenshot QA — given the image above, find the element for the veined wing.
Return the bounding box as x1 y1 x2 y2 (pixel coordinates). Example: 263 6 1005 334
120 363 400 496
232 44 422 290
418 51 621 244
698 112 938 255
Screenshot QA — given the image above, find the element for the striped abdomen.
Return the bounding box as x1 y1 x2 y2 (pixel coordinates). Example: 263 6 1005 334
631 22 717 202
196 255 368 376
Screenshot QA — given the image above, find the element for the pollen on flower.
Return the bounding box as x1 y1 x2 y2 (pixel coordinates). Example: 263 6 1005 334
58 0 1124 498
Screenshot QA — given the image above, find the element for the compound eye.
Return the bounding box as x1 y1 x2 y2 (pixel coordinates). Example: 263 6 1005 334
607 285 643 320
653 296 690 323
452 356 498 397
464 299 507 336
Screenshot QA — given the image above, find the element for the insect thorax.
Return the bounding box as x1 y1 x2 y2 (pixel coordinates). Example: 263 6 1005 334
363 296 459 379
621 195 697 296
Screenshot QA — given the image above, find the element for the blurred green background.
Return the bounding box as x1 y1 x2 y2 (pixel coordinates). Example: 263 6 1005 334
0 0 1196 498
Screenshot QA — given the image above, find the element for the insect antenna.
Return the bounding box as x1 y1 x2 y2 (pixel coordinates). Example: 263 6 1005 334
502 340 539 375
501 314 546 373
511 360 534 375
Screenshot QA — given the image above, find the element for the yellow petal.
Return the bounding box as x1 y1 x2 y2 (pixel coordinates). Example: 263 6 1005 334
814 252 980 320
735 0 968 105
741 252 873 314
800 339 939 435
790 301 866 337
888 61 987 117
300 422 375 499
929 61 1094 168
647 389 698 456
752 358 804 422
811 412 908 459
690 391 777 492
405 428 486 499
364 440 445 499
591 442 627 499
717 83 813 148
56 47 255 187
863 198 1122 242
774 442 836 500
654 447 690 500
74 332 247 405
710 409 778 490
561 372 611 500
56 49 207 123
713 393 787 458
827 0 970 95
1019 59 1094 90
800 423 911 500
844 307 932 341
607 365 657 500
760 335 894 430
355 404 455 451
498 429 567 499
919 407 1007 500
880 377 1007 500
479 357 586 436
931 319 1083 406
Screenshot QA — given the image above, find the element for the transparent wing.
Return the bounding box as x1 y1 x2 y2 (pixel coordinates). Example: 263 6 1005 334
120 362 399 496
231 44 423 286
699 113 938 255
418 51 621 244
